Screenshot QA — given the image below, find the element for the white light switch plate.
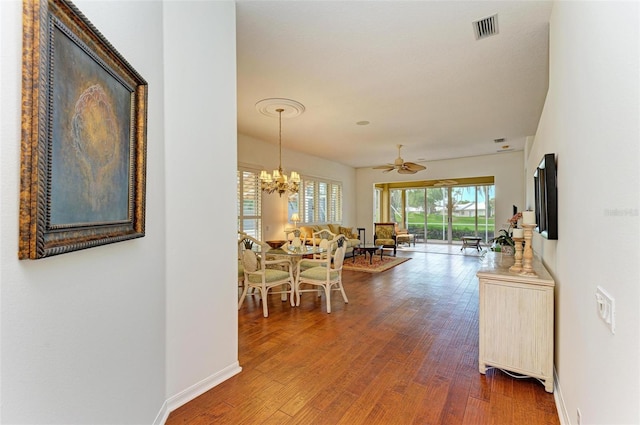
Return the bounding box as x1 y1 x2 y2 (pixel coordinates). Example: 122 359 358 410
596 286 615 334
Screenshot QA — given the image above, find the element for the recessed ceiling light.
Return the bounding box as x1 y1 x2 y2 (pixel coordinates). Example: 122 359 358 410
356 121 370 126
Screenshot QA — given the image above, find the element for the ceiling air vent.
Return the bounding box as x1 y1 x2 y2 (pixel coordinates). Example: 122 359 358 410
493 138 505 143
473 14 498 40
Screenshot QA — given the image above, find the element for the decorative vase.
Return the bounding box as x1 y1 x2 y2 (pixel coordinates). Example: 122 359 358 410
501 245 515 256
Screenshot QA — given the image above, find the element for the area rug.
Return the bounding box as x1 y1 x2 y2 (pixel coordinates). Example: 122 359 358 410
343 255 411 273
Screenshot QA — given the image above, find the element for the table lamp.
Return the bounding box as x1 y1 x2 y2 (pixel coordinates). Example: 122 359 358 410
290 213 300 228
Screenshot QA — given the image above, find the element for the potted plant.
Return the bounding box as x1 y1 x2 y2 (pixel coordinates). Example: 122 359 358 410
491 229 515 253
491 212 521 255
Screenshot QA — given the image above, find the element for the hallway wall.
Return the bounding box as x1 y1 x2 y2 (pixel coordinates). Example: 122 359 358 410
0 1 166 422
527 2 640 424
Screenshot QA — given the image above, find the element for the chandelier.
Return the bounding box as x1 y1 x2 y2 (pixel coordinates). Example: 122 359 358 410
257 99 304 197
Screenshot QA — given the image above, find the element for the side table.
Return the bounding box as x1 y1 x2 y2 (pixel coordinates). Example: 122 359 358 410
357 227 366 245
354 244 383 264
461 236 482 251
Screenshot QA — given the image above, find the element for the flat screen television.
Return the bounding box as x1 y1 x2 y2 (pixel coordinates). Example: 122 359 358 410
533 153 558 240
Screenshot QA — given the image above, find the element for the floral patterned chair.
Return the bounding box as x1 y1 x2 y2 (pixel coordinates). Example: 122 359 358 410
374 222 397 256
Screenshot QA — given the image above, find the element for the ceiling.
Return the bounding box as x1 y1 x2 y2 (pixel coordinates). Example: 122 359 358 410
236 1 552 170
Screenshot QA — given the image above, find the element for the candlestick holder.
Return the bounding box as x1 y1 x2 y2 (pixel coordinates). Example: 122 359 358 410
509 237 524 273
519 224 537 276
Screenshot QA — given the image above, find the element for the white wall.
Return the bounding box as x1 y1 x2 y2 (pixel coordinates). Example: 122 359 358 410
355 151 525 235
528 2 639 424
0 1 166 423
1 0 239 422
238 133 357 241
163 0 240 416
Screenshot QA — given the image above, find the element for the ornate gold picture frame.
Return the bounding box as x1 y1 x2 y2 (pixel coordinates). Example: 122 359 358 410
19 0 147 259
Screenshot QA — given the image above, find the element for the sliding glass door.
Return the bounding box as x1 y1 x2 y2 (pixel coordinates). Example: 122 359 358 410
406 188 427 242
426 187 448 241
477 185 496 242
381 183 495 244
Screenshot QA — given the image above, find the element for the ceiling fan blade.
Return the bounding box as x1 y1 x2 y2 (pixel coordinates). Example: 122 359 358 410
373 164 394 170
404 162 426 171
397 168 416 174
382 168 394 173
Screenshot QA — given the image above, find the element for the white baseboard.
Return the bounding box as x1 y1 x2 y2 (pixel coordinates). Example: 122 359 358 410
554 366 571 425
153 362 242 425
153 401 169 425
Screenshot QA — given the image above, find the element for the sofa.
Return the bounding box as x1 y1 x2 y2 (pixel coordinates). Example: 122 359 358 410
299 224 361 257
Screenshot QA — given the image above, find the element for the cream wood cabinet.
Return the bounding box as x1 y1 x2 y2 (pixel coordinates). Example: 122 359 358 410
476 253 555 393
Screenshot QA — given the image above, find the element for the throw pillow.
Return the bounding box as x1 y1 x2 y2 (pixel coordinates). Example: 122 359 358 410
339 226 355 239
299 226 314 239
328 224 341 234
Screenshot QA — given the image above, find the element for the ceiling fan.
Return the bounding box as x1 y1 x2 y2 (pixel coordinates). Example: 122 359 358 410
373 144 426 174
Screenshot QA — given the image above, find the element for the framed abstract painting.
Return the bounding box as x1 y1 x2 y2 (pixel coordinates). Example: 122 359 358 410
19 0 148 259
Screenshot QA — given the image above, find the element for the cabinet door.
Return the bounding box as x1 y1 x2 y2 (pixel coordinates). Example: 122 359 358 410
481 280 553 375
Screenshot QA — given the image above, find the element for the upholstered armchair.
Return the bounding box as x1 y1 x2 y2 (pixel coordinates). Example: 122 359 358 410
374 222 397 256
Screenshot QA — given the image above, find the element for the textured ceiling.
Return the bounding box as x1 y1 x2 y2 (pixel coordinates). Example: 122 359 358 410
236 1 552 169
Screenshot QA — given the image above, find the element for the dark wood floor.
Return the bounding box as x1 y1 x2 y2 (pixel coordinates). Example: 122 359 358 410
167 248 560 424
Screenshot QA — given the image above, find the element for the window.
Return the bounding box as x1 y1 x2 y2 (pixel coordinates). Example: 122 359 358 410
293 176 342 224
373 187 381 223
329 182 342 223
237 166 262 240
375 177 495 244
238 168 342 230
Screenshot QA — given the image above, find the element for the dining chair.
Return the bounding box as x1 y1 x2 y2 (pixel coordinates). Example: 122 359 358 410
284 228 305 248
298 228 335 271
295 235 348 313
237 231 249 293
238 234 295 317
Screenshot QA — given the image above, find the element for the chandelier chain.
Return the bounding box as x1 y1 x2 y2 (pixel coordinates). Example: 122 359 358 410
259 107 301 197
278 109 283 170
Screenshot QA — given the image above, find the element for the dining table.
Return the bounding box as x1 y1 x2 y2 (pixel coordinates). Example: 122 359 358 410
265 243 326 301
